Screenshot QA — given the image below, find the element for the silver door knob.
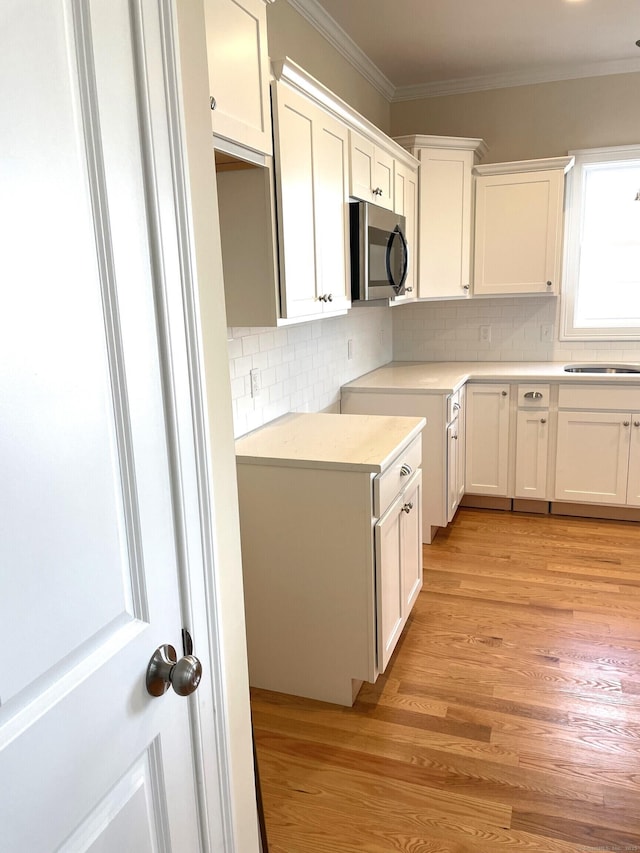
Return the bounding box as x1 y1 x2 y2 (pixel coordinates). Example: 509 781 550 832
146 644 202 697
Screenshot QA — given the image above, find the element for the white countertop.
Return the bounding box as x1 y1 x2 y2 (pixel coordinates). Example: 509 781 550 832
341 361 640 396
235 411 425 472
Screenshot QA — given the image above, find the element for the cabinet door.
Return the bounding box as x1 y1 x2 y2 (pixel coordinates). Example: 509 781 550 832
272 83 318 319
627 417 640 507
474 169 564 295
393 162 418 301
375 494 403 673
515 409 549 499
418 147 474 299
465 384 511 496
349 131 375 202
314 112 351 313
447 412 466 521
555 411 630 504
204 0 272 155
373 147 394 211
401 472 423 617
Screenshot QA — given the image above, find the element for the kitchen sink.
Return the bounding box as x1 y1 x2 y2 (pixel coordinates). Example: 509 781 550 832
563 363 640 374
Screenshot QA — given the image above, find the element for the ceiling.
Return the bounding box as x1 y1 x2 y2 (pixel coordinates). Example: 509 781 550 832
289 0 640 98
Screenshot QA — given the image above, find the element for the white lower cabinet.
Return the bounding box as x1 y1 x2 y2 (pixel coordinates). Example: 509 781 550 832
514 409 550 499
235 414 424 706
465 384 511 496
553 386 640 508
376 470 422 671
341 388 461 543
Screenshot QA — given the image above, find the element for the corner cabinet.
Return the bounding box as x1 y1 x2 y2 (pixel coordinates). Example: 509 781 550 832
395 135 487 300
473 156 574 296
235 413 425 706
204 0 274 155
271 74 351 320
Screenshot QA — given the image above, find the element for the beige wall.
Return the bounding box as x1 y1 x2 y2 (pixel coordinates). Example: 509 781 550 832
266 2 390 133
391 72 640 163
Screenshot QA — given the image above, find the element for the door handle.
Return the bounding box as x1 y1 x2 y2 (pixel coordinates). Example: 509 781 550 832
146 644 202 697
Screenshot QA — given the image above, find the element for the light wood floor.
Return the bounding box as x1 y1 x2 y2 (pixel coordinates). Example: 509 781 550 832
251 508 640 852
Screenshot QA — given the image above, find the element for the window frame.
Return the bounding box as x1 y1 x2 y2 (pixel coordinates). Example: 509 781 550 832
560 144 640 341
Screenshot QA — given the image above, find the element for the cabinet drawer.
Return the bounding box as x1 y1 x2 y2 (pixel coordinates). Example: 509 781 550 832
558 384 640 411
374 435 422 516
517 384 550 407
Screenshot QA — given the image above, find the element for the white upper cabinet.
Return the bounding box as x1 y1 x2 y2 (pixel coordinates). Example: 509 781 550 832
350 131 394 210
271 77 350 320
204 0 273 155
473 157 574 296
396 135 487 300
392 160 419 301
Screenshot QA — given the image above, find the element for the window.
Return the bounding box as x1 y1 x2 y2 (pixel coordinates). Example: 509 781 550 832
561 145 640 340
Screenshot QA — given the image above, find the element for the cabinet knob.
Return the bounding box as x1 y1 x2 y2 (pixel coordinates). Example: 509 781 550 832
452 433 458 440
463 284 470 291
327 293 333 302
635 421 640 427
540 418 547 424
546 280 552 287
624 420 630 427
373 187 383 196
401 501 414 514
400 463 413 476
210 96 217 111
405 286 413 293
501 390 508 397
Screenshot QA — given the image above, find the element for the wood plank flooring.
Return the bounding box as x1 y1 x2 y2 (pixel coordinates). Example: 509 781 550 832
251 508 640 852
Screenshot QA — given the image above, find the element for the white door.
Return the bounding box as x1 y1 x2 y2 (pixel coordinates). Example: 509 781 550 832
465 384 511 496
1 2 239 850
314 111 350 312
375 495 404 673
555 411 631 504
514 410 550 499
400 472 423 616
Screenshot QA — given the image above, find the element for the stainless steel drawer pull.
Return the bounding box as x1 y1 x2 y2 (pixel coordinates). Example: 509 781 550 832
524 391 543 399
400 463 413 477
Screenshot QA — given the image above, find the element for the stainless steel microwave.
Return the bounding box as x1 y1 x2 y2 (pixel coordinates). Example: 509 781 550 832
350 201 409 301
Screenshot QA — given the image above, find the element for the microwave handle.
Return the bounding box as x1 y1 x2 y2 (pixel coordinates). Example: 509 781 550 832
385 226 409 291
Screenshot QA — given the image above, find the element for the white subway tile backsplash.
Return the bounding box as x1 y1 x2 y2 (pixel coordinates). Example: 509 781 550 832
226 292 640 439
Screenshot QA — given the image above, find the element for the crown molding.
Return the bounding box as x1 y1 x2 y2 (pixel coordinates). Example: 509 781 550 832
285 0 395 101
394 134 488 161
272 58 418 168
392 57 640 101
474 156 575 176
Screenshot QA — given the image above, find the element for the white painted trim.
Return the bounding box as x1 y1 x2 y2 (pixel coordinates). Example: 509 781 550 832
392 57 640 100
285 0 395 100
394 134 488 161
271 57 417 168
474 156 575 176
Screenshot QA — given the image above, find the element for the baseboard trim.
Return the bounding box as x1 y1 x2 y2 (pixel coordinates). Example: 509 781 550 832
460 495 512 511
550 502 640 523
